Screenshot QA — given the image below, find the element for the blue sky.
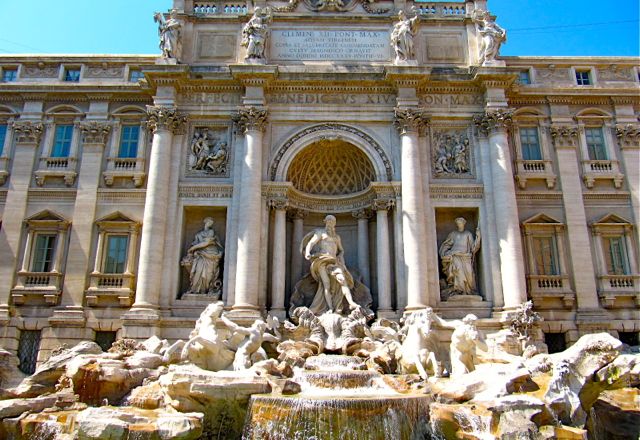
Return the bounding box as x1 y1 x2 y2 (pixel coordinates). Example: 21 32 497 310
0 0 638 57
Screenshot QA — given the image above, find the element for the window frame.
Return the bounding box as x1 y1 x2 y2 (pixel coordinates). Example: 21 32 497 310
584 126 608 161
1 66 18 82
518 69 532 85
103 108 147 187
117 124 141 159
518 126 543 161
63 66 82 82
103 233 130 274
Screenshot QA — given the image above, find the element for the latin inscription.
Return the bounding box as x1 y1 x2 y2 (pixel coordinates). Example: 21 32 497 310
266 93 484 106
270 30 390 61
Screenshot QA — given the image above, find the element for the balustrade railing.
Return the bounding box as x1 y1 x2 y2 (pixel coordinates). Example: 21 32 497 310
415 3 466 16
599 274 638 291
41 156 75 169
527 274 570 292
15 271 63 290
193 2 248 14
86 273 136 307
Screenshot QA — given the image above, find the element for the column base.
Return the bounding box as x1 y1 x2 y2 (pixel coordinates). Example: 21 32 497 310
122 306 161 324
0 304 10 326
576 308 612 335
121 307 161 340
226 306 263 325
48 306 86 327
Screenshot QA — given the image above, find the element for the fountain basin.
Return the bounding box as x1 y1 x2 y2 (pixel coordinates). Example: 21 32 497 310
295 370 381 389
243 394 431 440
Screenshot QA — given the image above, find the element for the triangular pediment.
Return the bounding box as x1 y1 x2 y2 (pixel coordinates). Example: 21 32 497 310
26 210 66 222
95 211 137 224
592 213 631 226
522 213 562 225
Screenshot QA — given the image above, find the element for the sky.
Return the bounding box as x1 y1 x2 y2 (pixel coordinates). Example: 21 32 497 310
0 0 638 57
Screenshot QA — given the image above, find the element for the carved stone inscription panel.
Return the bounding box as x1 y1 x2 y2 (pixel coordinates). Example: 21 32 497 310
270 30 390 61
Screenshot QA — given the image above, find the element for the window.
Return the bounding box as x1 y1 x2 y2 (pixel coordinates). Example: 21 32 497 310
129 70 144 82
576 70 592 85
95 331 118 352
64 68 81 82
518 70 531 85
2 68 17 82
104 235 129 274
618 332 639 347
584 127 607 160
544 333 566 354
118 125 139 158
18 330 41 374
31 234 57 272
51 124 74 157
519 127 542 160
532 236 559 276
0 124 7 156
604 236 629 275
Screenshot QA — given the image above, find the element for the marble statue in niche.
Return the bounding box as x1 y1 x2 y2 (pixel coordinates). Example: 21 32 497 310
154 9 182 60
433 130 472 177
472 9 506 65
439 217 481 299
391 10 420 64
181 217 224 298
189 128 228 176
241 7 272 62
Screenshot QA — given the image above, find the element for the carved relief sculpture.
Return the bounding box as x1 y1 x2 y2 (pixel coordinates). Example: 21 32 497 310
181 217 224 298
439 217 481 299
433 130 472 177
241 7 272 63
390 10 420 64
472 9 506 65
154 9 182 60
189 128 229 175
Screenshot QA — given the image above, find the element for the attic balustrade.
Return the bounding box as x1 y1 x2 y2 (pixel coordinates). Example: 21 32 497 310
189 0 469 16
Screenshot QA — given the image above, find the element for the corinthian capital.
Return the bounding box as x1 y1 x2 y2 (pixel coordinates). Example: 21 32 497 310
233 106 268 134
616 124 640 149
13 121 44 144
145 106 188 134
268 198 289 210
473 109 513 135
79 121 112 145
549 125 579 148
393 108 430 135
373 198 395 211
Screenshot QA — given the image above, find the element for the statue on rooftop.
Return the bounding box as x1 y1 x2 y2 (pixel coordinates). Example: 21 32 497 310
390 10 420 64
154 9 182 60
241 7 272 63
472 9 506 65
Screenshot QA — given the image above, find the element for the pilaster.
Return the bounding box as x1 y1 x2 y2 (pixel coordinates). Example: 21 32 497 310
373 198 395 318
269 198 289 320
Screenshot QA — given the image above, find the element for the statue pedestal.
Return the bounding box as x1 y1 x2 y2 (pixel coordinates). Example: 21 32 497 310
437 295 491 319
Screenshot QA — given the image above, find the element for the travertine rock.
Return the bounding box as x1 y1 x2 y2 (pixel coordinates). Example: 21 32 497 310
0 348 24 394
0 392 75 419
123 381 165 410
586 388 640 440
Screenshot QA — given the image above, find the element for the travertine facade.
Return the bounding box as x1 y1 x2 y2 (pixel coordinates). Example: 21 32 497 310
0 0 638 368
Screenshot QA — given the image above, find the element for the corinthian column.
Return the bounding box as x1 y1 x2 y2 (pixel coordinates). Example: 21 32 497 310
231 106 268 320
352 208 373 287
289 209 308 289
128 106 187 318
474 109 527 309
269 198 288 320
374 198 395 318
394 108 430 312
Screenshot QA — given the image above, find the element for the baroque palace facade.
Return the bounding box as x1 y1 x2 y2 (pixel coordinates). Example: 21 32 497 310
0 0 638 371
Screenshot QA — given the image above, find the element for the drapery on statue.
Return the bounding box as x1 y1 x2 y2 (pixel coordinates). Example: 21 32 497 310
301 215 360 315
472 9 506 65
181 217 224 297
241 7 272 62
439 217 481 297
390 10 419 64
154 9 182 60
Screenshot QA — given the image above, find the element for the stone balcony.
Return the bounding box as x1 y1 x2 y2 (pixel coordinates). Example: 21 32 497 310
598 274 640 309
527 274 574 309
85 273 136 307
34 156 77 187
103 157 146 187
581 159 624 189
515 159 556 189
11 271 63 305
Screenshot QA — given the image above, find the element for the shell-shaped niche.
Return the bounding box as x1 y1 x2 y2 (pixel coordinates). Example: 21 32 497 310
287 139 376 196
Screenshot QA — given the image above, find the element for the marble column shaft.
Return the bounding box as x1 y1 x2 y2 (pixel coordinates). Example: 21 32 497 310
0 121 43 318
131 106 186 314
475 110 527 309
374 199 394 314
269 200 288 319
232 107 268 317
394 108 430 311
353 209 372 286
58 122 111 318
290 210 307 289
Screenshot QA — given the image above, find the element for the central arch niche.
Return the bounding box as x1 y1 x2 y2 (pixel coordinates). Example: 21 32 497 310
287 139 376 196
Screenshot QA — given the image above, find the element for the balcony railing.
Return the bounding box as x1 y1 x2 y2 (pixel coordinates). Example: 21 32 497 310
193 2 248 14
35 157 77 186
527 274 574 308
581 160 624 189
11 271 63 305
86 273 136 307
415 3 467 16
103 157 146 187
598 274 640 308
515 159 556 189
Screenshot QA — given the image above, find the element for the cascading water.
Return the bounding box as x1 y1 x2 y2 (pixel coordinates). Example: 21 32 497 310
242 355 432 440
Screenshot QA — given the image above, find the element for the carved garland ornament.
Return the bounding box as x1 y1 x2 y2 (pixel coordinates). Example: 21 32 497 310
615 124 640 148
393 108 430 135
549 125 579 148
79 121 112 145
272 0 389 14
145 106 188 135
473 109 513 135
269 123 393 181
233 106 269 133
13 121 44 144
